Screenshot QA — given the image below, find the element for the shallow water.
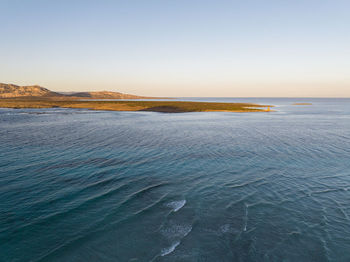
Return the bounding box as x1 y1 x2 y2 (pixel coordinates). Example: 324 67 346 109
1 98 350 261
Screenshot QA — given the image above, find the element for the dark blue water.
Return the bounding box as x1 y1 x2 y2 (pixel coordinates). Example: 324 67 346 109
1 98 350 262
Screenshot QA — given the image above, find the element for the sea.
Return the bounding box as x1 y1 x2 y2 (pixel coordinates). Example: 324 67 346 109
0 98 350 262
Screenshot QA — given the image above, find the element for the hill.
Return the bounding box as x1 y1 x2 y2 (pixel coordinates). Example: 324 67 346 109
0 83 61 98
67 91 153 99
0 83 155 99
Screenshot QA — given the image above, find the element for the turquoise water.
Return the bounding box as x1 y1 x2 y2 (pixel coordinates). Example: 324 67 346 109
1 98 350 261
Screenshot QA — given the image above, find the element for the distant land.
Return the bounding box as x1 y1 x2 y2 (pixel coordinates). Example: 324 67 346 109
0 83 271 113
293 102 312 105
0 83 156 99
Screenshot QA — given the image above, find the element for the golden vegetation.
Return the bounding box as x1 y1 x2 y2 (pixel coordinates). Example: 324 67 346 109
293 103 312 105
0 98 271 113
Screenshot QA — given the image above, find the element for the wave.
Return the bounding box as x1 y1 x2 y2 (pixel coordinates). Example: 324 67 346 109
161 224 192 239
166 200 186 212
220 224 232 234
161 241 180 256
243 203 249 231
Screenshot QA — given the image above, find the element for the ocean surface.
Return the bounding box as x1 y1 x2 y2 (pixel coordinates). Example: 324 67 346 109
1 98 350 262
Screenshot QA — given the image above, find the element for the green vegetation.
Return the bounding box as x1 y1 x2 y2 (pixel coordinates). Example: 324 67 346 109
0 98 271 113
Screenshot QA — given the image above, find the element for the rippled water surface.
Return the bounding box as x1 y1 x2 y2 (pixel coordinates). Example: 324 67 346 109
1 98 350 262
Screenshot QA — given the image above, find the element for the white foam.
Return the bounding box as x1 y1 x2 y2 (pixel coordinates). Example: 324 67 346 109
161 241 180 256
220 224 231 233
161 224 192 239
166 200 186 212
243 203 248 231
220 224 245 234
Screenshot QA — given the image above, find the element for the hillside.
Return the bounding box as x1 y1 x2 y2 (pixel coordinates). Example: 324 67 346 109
67 91 153 99
0 83 61 98
0 83 155 99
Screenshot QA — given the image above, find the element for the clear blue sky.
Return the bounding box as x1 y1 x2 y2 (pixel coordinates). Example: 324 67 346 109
1 0 349 97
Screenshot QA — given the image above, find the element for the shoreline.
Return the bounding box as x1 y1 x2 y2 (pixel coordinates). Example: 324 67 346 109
0 98 272 113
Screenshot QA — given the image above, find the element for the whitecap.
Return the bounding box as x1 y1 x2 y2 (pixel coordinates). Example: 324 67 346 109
166 200 186 212
161 224 192 239
161 241 180 256
220 224 231 233
243 203 249 231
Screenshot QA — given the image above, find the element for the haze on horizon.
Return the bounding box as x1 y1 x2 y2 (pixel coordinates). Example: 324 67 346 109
1 0 349 97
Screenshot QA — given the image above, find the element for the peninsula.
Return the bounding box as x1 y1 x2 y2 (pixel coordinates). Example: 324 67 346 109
0 83 271 113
